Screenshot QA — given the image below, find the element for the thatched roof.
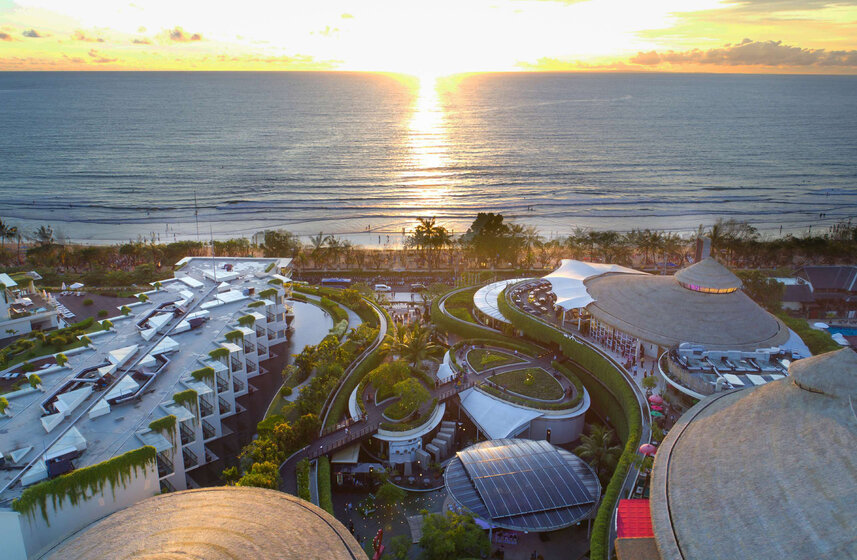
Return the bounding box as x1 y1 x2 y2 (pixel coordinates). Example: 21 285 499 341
650 349 857 560
615 537 661 560
584 274 789 350
674 258 742 292
45 487 366 560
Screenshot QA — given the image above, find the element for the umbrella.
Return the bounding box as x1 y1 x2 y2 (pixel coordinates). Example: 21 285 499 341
648 394 663 404
651 405 664 411
639 443 657 455
651 411 664 418
61 282 67 291
69 282 84 290
813 322 829 329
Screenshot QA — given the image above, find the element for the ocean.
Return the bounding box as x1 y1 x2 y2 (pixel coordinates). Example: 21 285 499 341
1 71 856 246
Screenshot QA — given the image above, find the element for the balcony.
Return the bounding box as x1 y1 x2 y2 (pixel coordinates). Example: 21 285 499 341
257 343 268 356
183 447 199 468
160 478 175 494
180 422 195 446
230 358 242 372
200 398 214 418
243 342 256 354
157 452 174 478
219 396 232 415
202 419 216 440
233 378 245 393
216 375 229 393
246 361 256 373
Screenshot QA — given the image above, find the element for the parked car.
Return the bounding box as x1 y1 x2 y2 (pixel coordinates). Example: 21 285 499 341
374 284 392 293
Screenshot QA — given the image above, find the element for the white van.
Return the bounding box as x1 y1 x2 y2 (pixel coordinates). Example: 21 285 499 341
374 284 392 293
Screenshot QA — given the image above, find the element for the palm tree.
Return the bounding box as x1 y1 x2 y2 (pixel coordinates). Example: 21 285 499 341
33 225 54 247
380 323 411 358
400 324 441 367
308 233 326 268
0 220 16 250
574 424 622 483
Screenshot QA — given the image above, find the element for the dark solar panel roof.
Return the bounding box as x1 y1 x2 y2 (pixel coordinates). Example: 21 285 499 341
445 439 601 532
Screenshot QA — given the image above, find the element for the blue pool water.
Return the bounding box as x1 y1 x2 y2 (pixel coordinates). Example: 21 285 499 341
828 326 857 337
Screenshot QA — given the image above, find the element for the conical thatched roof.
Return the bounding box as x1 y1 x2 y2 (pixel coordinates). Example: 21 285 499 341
650 348 857 560
790 347 857 398
675 258 742 292
45 487 366 560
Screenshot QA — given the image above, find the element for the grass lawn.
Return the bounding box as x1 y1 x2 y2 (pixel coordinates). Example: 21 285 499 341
1 338 85 371
467 348 525 372
444 288 478 323
384 398 420 421
489 367 563 400
776 313 841 355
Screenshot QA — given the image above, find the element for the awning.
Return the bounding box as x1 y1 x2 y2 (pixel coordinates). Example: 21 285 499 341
617 499 654 538
459 388 541 439
545 260 646 311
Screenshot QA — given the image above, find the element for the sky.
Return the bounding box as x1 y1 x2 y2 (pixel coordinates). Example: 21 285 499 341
0 0 856 73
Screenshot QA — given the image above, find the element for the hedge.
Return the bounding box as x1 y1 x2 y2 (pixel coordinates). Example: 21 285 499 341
319 297 349 324
432 292 510 344
317 456 334 514
296 458 311 502
379 398 438 431
323 306 392 429
498 287 641 560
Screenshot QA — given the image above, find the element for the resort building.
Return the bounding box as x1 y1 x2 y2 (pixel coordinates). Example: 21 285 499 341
507 258 810 405
43 487 365 560
0 257 294 559
794 265 857 319
445 439 600 533
633 348 857 560
0 272 59 341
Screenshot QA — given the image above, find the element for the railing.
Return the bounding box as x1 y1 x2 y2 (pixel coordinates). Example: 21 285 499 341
233 378 245 392
219 396 231 415
306 424 376 461
216 376 229 393
183 447 198 468
156 453 174 478
180 422 195 445
200 398 214 418
230 358 242 372
258 343 268 355
202 419 216 440
244 342 256 354
160 478 175 493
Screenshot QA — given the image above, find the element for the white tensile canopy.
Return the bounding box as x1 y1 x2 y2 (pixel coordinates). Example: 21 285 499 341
545 260 646 311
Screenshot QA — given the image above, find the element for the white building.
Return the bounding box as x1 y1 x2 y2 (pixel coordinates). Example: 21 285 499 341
0 272 59 341
0 257 294 559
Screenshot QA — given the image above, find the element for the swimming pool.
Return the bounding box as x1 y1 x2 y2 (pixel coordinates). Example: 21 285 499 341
828 326 857 337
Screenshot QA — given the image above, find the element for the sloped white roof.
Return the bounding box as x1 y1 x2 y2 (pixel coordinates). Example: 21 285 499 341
545 260 646 311
473 278 531 324
108 345 138 366
459 388 541 439
436 351 456 383
105 375 140 401
0 273 18 288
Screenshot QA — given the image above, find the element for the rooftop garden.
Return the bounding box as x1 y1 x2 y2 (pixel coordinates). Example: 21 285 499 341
443 287 478 323
467 348 525 372
0 317 95 370
489 367 564 400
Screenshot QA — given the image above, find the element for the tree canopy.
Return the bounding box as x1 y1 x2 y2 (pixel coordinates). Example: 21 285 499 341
419 511 490 560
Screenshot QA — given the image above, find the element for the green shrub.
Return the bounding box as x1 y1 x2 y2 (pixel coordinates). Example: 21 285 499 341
120 306 132 315
329 319 348 338
209 348 229 360
97 309 108 318
28 374 41 389
237 315 256 327
317 456 334 514
82 298 93 306
776 313 840 355
21 361 35 373
55 353 68 366
280 385 293 397
296 458 311 501
224 329 244 343
319 297 348 324
190 367 215 383
101 319 112 330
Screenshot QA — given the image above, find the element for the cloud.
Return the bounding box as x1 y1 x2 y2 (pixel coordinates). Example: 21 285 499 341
62 54 86 64
721 0 857 13
72 30 104 43
168 27 202 42
0 32 12 42
316 26 339 37
629 39 857 68
88 49 118 63
22 29 43 38
132 38 152 45
341 13 354 19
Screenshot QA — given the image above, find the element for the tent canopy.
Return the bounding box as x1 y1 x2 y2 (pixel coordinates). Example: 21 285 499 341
545 260 645 311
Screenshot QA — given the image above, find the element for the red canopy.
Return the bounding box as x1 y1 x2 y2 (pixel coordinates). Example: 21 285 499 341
648 394 663 404
617 499 654 538
639 443 657 455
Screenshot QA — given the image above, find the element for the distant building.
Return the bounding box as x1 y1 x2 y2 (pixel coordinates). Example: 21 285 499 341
0 257 295 559
0 272 59 340
794 265 857 319
773 276 815 314
637 348 857 560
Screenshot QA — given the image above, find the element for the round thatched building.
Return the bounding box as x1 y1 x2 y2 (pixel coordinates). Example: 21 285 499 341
648 348 857 560
44 487 366 560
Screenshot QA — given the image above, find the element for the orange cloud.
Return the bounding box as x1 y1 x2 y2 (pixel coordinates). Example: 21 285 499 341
0 32 13 42
167 27 202 42
72 30 105 43
631 39 857 68
88 49 118 63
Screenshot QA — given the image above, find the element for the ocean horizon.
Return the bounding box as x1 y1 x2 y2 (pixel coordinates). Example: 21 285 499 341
1 71 856 247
